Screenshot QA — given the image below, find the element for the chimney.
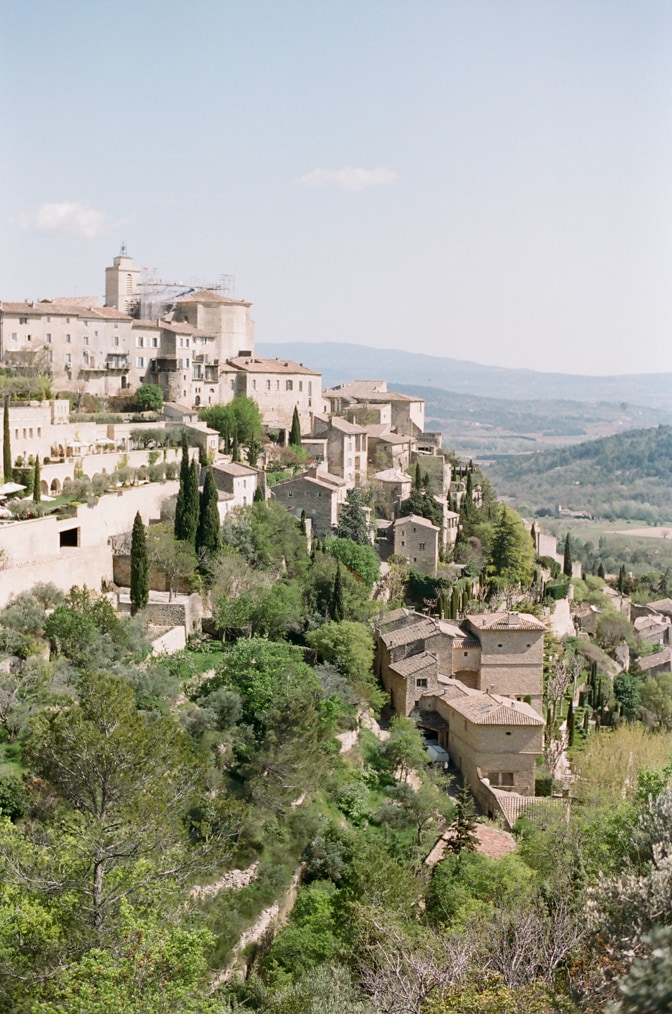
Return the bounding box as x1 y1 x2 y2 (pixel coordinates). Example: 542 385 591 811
507 612 520 627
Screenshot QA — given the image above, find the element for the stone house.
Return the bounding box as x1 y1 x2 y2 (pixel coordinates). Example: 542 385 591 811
392 514 440 573
270 468 347 537
210 461 260 508
310 415 368 487
637 647 672 677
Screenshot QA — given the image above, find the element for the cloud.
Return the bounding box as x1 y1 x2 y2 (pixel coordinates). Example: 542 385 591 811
298 167 398 192
13 200 106 237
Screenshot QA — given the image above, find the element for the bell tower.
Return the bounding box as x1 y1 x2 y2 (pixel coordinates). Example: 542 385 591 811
105 244 140 314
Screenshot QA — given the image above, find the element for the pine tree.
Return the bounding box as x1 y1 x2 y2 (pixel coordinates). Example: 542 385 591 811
196 468 221 557
3 397 12 482
130 511 149 615
445 783 479 854
33 456 41 503
289 406 302 448
563 533 572 577
336 488 370 545
330 562 345 622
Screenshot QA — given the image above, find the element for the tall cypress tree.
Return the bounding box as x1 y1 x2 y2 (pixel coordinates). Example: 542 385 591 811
562 533 573 578
289 406 302 448
567 699 575 748
3 398 12 482
130 511 149 615
330 562 345 622
445 783 479 854
33 456 41 503
196 468 221 557
174 435 191 541
186 460 200 541
414 461 422 490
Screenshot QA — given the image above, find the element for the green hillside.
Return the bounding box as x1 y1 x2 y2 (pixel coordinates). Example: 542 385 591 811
487 425 672 523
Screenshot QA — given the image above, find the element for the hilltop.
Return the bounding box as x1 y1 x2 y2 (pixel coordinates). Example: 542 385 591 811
487 424 672 523
258 341 672 412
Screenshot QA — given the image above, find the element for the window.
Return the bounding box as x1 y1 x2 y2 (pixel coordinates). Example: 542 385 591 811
46 333 52 343
252 379 257 391
178 337 183 348
137 336 144 348
83 336 89 346
136 356 145 368
501 773 514 786
286 379 293 391
45 316 51 323
463 651 468 657
65 334 71 343
416 678 428 688
185 338 190 348
83 352 89 365
308 382 312 395
10 333 17 341
276 380 280 391
419 542 425 550
65 353 72 365
230 380 235 390
19 317 27 324
37 428 41 437
151 336 159 348
65 317 70 324
113 335 120 347
266 379 271 391
29 428 33 438
497 643 503 648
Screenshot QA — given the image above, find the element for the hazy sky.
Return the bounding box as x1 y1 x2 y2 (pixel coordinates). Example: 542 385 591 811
2 1 671 375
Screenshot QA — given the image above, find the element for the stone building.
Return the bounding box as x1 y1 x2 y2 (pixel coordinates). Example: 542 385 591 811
392 514 440 573
270 467 347 537
310 415 368 487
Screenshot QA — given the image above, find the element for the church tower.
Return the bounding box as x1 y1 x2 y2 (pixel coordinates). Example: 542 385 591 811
105 244 140 314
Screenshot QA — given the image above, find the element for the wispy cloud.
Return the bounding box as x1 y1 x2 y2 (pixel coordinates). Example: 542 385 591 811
13 200 106 237
298 167 398 192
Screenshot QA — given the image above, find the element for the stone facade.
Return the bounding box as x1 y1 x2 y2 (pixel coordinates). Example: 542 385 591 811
270 469 347 537
392 514 440 573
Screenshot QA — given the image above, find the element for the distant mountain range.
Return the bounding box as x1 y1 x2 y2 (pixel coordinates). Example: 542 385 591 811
257 342 672 413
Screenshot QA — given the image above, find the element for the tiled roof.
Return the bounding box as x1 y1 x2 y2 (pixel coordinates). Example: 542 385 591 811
213 461 258 477
466 612 545 632
227 356 320 376
375 469 412 482
323 380 388 398
381 618 439 649
0 301 130 320
647 599 672 615
374 432 412 445
176 289 251 306
389 651 437 678
271 473 345 492
376 607 412 629
327 417 367 435
447 693 544 726
393 513 439 531
638 647 672 671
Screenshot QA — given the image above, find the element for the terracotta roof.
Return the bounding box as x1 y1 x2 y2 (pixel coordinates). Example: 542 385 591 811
393 513 439 532
638 647 672 671
323 381 388 398
466 611 545 632
176 289 251 306
376 607 412 629
0 301 130 320
271 473 345 493
227 356 320 376
213 461 258 477
326 417 367 435
381 617 439 649
389 651 437 678
374 432 412 445
447 693 544 726
647 599 672 615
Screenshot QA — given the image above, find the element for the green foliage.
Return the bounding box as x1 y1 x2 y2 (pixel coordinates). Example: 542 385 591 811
398 487 443 530
336 489 371 546
3 397 12 482
426 850 535 928
134 383 163 412
562 532 573 577
199 396 263 452
640 672 672 730
31 906 220 1013
147 524 198 599
380 717 428 782
129 512 149 614
196 468 221 558
326 537 380 588
487 504 535 589
289 406 302 448
174 437 199 543
192 638 320 734
425 974 579 1013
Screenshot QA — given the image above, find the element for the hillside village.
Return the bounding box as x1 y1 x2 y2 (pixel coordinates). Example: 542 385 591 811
0 253 671 1011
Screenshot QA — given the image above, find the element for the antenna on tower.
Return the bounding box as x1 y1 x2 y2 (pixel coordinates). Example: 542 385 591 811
120 241 127 256
220 274 235 297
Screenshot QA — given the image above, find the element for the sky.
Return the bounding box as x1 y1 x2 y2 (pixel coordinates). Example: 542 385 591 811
2 0 671 376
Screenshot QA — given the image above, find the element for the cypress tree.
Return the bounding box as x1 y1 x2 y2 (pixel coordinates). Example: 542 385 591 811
597 560 605 580
330 562 345 622
567 699 575 748
130 511 149 615
33 456 41 503
196 468 221 557
253 484 264 503
445 783 479 854
3 398 12 482
414 461 422 490
231 431 240 463
174 435 191 541
562 533 572 577
289 406 302 448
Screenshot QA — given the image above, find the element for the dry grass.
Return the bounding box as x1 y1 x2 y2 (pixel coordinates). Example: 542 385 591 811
572 725 672 806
